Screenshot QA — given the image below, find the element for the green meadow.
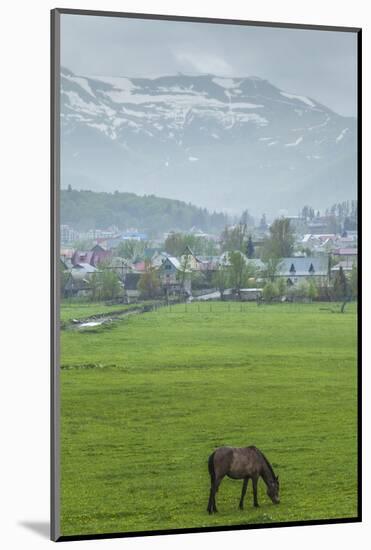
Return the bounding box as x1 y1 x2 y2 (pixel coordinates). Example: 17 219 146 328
60 301 358 536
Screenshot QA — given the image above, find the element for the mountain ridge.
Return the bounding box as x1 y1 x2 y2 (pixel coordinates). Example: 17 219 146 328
60 67 357 216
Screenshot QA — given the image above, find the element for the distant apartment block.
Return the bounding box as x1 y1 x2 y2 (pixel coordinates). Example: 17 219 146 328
61 224 80 244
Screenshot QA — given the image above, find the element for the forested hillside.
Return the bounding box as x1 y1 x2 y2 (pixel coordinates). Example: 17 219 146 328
60 189 230 235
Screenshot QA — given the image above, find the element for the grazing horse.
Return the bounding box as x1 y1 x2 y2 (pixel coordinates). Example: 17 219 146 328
207 446 280 514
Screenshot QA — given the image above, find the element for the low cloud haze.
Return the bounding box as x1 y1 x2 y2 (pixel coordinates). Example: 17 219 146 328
61 14 357 116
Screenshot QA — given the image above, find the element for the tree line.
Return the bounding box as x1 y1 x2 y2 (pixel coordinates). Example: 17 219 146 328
61 188 230 236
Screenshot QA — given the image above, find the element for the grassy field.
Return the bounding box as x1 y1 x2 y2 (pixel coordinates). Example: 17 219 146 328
60 301 358 536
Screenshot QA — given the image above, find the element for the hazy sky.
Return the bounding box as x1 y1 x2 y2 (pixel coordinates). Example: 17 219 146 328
61 13 358 117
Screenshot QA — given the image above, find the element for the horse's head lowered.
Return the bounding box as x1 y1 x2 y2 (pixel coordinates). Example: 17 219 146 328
266 475 280 504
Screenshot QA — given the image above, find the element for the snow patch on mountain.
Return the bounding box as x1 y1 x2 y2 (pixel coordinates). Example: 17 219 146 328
91 75 136 92
308 114 330 131
63 74 95 97
63 90 116 119
285 136 303 147
212 77 239 88
280 92 315 108
231 102 264 109
336 128 349 143
87 122 111 136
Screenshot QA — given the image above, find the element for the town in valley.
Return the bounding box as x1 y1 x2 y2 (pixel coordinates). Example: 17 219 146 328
60 192 357 309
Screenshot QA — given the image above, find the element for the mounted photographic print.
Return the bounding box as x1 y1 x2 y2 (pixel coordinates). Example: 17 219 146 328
51 8 361 541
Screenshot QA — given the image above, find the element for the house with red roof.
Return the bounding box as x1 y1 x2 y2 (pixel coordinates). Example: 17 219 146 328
71 244 112 267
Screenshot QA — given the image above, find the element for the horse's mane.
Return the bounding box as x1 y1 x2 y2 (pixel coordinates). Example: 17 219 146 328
255 447 276 479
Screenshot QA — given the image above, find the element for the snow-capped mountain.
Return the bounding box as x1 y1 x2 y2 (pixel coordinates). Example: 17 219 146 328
61 66 357 215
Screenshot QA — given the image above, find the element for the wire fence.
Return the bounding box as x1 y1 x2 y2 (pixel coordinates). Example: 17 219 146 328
152 300 355 315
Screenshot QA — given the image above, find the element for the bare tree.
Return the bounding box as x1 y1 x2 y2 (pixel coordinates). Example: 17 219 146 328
212 260 229 301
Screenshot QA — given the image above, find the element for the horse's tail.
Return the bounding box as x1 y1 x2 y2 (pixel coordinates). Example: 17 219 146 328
208 451 216 484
